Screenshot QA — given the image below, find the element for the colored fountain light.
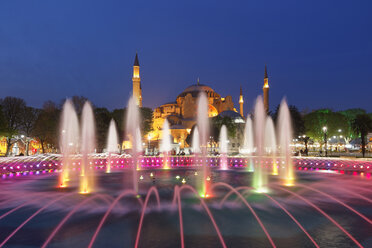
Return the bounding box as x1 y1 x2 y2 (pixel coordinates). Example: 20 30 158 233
219 125 228 170
252 96 268 193
106 119 119 173
278 99 295 186
79 101 96 194
126 96 142 193
160 119 172 170
196 92 210 198
264 116 278 175
242 115 255 172
59 99 79 188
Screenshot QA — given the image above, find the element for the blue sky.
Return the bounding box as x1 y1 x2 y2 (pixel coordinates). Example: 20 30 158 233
0 0 371 113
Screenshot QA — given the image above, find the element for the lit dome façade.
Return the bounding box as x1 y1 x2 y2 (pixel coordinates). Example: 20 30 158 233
151 80 236 148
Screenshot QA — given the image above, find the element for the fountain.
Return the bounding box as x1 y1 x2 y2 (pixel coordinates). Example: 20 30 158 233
1 92 370 248
196 93 210 197
264 116 277 175
219 125 228 170
252 96 268 192
80 101 96 194
160 119 171 169
59 99 79 188
242 115 255 171
106 119 119 173
278 99 295 186
192 127 200 154
126 96 142 193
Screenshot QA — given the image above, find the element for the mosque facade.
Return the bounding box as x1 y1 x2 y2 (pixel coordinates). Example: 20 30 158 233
131 54 270 150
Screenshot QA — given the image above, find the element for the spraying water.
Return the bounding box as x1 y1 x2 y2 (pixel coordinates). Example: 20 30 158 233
278 99 295 186
252 96 268 192
59 99 79 188
196 93 210 197
242 115 255 171
126 96 141 193
80 101 96 194
192 127 200 154
106 119 119 173
242 116 254 154
160 119 171 169
264 116 278 175
219 125 228 170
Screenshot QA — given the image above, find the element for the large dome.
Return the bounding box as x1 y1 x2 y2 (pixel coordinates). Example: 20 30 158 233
177 84 219 98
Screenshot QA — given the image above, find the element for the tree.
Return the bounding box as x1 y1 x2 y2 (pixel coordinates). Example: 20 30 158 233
272 104 305 138
32 101 60 153
71 96 88 115
111 108 126 145
0 97 26 156
339 108 366 142
210 116 237 139
304 109 349 142
21 107 40 155
0 105 6 136
140 107 153 135
352 114 372 158
95 107 111 152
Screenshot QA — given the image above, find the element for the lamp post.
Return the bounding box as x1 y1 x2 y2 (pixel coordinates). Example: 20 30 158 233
337 129 342 152
147 134 151 155
300 135 310 156
323 126 328 157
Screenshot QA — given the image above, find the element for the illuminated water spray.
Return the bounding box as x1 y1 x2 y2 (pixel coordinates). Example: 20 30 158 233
80 101 96 194
278 99 295 186
219 125 228 170
264 116 277 175
252 96 268 192
59 99 79 188
106 119 119 173
160 119 171 169
126 96 142 193
192 127 200 154
242 115 254 171
196 93 210 197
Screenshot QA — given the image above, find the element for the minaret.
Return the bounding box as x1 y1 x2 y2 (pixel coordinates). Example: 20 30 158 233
239 86 244 117
132 53 142 107
263 65 269 113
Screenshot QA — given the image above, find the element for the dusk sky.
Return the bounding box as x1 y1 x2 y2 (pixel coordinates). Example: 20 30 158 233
0 0 371 113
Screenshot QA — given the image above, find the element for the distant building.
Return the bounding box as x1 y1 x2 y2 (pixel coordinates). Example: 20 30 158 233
368 133 372 151
129 53 270 150
263 65 270 113
151 80 237 148
0 136 42 156
132 53 142 107
215 110 245 154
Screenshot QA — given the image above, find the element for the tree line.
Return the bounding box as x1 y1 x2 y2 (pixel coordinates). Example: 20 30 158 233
271 106 372 157
0 96 153 156
1 95 371 157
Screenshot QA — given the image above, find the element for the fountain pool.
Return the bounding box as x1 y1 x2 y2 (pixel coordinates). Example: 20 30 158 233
0 166 371 248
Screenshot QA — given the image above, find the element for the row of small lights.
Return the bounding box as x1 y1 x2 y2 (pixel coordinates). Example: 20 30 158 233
1 158 371 179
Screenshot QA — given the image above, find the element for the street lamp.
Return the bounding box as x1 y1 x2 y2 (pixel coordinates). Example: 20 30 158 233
147 134 151 155
301 135 310 156
322 126 328 157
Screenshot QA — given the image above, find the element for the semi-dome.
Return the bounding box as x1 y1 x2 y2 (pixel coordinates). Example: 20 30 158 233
218 110 245 123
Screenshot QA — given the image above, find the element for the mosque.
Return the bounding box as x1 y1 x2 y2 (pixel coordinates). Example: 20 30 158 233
131 54 270 151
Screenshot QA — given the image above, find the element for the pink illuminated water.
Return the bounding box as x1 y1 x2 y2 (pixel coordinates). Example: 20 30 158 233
80 101 96 193
106 119 119 173
126 96 142 192
219 125 228 170
196 93 210 196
